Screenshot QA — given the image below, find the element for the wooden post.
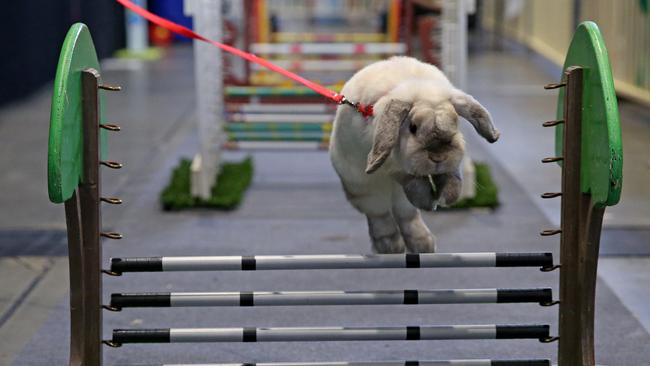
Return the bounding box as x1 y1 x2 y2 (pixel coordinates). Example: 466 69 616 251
557 66 606 366
77 69 103 365
63 191 84 365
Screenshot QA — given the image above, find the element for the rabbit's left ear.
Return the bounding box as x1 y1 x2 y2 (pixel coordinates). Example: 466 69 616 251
366 99 411 174
450 90 500 143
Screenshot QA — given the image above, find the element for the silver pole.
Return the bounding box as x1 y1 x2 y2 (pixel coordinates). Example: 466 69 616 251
110 288 552 308
172 289 498 306
110 253 553 273
119 360 551 366
110 325 549 344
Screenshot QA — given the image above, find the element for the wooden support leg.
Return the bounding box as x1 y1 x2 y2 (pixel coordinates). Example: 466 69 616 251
64 191 84 365
77 69 103 366
557 66 605 366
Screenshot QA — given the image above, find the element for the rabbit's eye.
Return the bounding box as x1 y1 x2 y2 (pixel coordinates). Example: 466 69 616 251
409 123 418 135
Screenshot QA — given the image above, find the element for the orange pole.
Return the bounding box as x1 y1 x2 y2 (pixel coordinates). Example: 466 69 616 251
387 0 402 42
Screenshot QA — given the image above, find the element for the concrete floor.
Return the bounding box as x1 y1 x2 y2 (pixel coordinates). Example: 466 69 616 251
0 36 649 365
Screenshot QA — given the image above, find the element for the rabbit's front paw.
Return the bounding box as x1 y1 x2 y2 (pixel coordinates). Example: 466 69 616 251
371 232 406 254
434 173 462 207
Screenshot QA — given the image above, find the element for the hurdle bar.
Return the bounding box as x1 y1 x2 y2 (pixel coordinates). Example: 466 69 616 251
227 132 328 142
117 360 551 366
109 253 553 274
225 122 331 132
248 71 350 86
271 33 389 43
228 113 333 123
250 43 406 55
110 288 553 309
223 141 330 151
226 85 341 97
226 103 337 114
109 325 550 345
249 59 377 72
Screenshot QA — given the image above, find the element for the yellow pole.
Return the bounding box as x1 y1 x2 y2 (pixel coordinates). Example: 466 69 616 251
258 0 270 43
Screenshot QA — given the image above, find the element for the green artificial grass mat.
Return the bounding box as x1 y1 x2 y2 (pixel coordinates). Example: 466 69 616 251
447 162 500 210
161 157 253 211
160 158 496 211
114 47 163 61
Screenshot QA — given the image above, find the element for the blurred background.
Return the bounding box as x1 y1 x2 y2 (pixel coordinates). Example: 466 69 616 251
0 1 648 365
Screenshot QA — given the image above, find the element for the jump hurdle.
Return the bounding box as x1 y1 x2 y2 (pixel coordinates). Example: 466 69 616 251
191 0 406 153
48 21 622 366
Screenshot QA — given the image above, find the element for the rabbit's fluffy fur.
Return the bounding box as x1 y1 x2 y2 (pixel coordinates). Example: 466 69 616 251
330 56 499 254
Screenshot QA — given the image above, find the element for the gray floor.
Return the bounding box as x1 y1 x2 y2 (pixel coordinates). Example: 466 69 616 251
1 38 649 365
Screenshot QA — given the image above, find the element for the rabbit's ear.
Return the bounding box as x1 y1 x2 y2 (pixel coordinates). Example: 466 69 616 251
366 99 411 174
450 90 500 143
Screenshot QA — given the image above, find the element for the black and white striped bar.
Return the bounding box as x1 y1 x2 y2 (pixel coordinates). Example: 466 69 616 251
110 325 550 344
110 288 553 308
123 360 551 366
109 253 553 273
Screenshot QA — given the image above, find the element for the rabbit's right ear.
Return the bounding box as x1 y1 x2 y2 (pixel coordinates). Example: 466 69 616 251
450 89 500 143
366 100 411 174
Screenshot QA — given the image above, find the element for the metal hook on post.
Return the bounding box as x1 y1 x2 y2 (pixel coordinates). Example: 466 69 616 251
101 232 123 240
102 340 122 348
100 123 121 131
544 82 565 90
540 229 562 236
540 264 561 272
100 161 123 169
98 84 122 91
101 269 122 276
540 336 560 343
101 197 123 205
102 304 122 312
541 192 562 199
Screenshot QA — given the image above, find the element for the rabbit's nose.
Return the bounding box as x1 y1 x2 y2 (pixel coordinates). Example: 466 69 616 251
434 127 456 142
429 153 446 163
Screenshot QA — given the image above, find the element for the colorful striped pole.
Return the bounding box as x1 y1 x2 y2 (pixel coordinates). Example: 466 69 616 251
226 85 342 97
223 141 329 151
250 43 406 55
249 59 378 72
225 122 331 133
226 103 336 114
228 113 332 123
272 33 389 43
226 132 328 142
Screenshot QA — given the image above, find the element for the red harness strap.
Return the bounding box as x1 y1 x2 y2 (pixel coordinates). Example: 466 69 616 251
116 0 374 117
356 103 374 117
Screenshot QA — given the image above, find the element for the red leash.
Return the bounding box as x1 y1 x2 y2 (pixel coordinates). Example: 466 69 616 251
116 0 374 117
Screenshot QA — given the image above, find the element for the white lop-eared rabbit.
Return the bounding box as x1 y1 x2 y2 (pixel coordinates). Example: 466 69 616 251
330 56 499 254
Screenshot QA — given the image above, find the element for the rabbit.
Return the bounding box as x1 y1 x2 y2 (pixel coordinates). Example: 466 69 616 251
329 56 499 254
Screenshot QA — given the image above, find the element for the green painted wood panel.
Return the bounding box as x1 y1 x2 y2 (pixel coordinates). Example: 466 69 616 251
48 23 106 203
555 21 623 207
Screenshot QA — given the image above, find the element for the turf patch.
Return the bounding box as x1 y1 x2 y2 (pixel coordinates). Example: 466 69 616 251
447 162 500 210
161 157 253 211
